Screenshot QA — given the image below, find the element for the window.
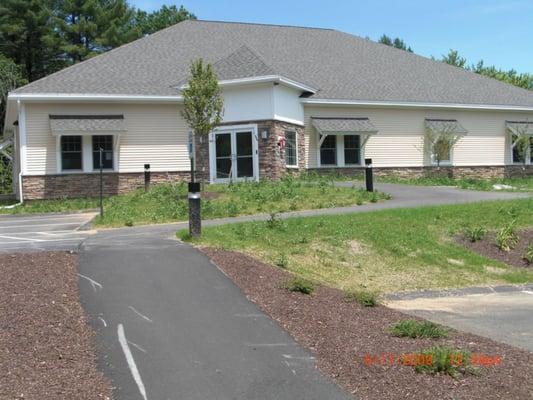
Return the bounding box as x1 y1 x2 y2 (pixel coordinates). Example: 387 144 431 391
511 134 533 164
320 135 337 165
285 131 298 167
344 135 361 165
92 135 114 170
61 136 82 170
431 137 452 165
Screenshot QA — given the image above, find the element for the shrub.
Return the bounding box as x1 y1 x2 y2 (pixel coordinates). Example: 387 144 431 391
414 346 479 379
346 290 378 307
124 219 133 227
524 243 533 264
286 278 315 294
496 221 519 252
275 253 288 268
266 212 285 229
390 319 449 338
463 226 487 242
177 230 192 242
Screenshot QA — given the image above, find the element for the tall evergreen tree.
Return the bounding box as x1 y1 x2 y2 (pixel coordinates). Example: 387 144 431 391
0 0 63 81
97 0 140 50
135 5 196 36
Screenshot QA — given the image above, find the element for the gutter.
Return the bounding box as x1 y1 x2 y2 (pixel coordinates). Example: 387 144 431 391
7 93 183 103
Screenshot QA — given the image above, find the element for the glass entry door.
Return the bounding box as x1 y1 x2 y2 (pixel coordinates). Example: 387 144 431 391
210 126 258 183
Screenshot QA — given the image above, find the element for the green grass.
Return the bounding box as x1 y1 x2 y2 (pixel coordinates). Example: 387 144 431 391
181 198 533 293
0 176 389 227
378 176 533 192
285 278 315 294
414 346 479 379
345 290 378 307
390 319 449 338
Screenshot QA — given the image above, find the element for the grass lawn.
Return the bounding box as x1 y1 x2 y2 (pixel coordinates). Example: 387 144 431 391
377 176 533 192
181 198 533 293
0 176 389 227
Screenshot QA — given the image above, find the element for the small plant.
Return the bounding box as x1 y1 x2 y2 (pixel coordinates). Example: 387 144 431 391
390 319 449 338
275 253 288 268
414 346 479 379
496 221 519 252
124 219 133 227
524 243 533 264
345 290 378 307
355 198 363 206
286 278 315 295
266 212 285 229
370 193 379 203
177 230 193 242
463 226 487 242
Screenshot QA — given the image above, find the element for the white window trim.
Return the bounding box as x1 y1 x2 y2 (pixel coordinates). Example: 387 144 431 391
285 130 299 168
316 133 364 168
430 140 454 166
56 133 119 174
510 134 532 165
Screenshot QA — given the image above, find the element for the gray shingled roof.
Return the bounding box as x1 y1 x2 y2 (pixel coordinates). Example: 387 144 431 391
49 115 126 133
312 117 377 133
12 20 533 107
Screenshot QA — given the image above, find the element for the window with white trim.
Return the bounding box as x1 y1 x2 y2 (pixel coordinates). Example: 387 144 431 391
285 131 298 167
344 135 361 165
61 136 82 170
431 137 452 165
92 135 114 170
320 135 337 165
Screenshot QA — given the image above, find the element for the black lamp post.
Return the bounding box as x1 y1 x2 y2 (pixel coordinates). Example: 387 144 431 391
365 158 374 192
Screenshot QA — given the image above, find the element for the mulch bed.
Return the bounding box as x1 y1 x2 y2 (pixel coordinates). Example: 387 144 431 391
0 252 112 400
201 247 533 400
459 229 533 268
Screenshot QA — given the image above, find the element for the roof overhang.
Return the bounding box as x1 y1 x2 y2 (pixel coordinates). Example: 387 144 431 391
49 114 126 136
301 98 533 112
311 117 378 135
179 75 317 94
425 118 468 134
7 93 183 103
506 120 533 136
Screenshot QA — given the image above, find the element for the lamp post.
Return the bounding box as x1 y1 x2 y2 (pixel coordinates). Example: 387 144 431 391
144 163 151 192
99 148 104 218
365 158 374 192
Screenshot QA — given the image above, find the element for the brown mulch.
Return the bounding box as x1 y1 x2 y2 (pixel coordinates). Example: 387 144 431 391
0 252 112 400
201 247 533 400
459 229 533 268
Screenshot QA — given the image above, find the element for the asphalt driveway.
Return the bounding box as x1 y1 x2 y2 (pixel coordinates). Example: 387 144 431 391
78 228 350 400
387 286 533 352
0 212 96 252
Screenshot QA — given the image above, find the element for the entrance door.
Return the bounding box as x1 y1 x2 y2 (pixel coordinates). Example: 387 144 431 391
210 125 259 183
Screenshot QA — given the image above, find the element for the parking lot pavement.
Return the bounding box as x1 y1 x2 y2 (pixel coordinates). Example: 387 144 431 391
387 288 533 352
0 212 97 252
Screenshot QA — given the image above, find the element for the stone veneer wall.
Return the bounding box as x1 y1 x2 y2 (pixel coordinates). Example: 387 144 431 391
22 171 189 200
308 165 533 180
194 119 305 182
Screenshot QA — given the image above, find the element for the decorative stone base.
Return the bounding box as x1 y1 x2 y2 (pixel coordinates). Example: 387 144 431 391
308 165 533 180
22 171 190 200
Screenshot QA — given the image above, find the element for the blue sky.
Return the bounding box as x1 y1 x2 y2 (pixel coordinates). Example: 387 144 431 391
130 0 533 72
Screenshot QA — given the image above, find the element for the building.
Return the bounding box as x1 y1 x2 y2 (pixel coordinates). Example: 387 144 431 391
5 20 533 200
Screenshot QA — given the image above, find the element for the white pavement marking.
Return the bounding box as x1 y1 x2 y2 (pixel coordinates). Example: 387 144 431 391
522 291 533 295
128 340 147 354
78 273 103 291
129 306 153 323
0 234 45 242
98 317 108 327
118 324 148 400
0 222 82 229
282 354 315 360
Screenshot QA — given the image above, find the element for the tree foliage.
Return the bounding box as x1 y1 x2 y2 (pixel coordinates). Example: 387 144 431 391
379 34 413 52
0 54 27 133
135 5 196 36
424 126 464 167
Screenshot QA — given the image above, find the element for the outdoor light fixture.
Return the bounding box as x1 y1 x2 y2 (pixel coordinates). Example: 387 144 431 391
261 130 269 140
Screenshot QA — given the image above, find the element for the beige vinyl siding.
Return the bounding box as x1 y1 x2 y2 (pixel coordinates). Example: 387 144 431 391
304 105 533 168
24 102 188 175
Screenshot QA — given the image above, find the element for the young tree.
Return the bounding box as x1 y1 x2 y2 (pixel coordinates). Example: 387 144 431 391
181 59 224 182
510 121 533 168
424 125 464 167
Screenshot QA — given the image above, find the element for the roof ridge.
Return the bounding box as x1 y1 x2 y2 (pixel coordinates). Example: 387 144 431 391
191 19 334 31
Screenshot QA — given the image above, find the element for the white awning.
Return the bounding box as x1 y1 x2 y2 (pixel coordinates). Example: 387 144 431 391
49 115 126 135
425 118 467 134
506 120 533 136
311 117 378 135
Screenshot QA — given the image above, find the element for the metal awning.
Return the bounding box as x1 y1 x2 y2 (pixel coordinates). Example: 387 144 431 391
311 117 378 135
49 115 126 135
506 120 533 136
425 119 468 134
